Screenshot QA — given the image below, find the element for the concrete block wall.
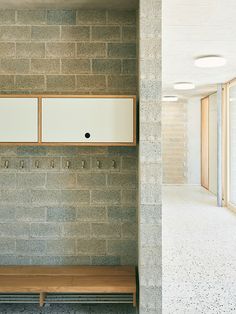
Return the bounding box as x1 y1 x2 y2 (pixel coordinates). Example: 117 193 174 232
0 9 138 267
139 0 162 313
0 146 138 265
162 100 188 184
0 9 137 94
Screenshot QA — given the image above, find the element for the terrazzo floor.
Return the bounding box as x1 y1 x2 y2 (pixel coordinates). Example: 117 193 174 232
163 185 236 314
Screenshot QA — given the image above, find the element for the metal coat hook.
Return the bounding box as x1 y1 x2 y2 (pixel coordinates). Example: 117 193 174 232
20 160 24 169
35 160 39 169
96 160 101 169
81 160 86 169
66 160 71 169
4 160 9 169
50 160 55 169
111 160 116 169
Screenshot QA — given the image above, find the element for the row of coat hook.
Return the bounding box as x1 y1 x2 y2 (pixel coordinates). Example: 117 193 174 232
3 159 117 169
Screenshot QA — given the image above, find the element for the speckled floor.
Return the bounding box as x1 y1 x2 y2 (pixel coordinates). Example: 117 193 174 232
163 185 236 314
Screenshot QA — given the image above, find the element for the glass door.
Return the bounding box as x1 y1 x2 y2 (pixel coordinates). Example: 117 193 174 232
228 81 236 207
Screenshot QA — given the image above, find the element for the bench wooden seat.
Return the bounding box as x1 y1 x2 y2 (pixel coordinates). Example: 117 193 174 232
0 266 136 307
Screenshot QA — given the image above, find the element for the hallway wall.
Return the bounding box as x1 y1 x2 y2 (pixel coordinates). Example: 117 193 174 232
162 98 201 185
162 100 187 184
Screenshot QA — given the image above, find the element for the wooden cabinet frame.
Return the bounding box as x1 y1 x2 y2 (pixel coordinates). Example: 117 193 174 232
0 95 137 147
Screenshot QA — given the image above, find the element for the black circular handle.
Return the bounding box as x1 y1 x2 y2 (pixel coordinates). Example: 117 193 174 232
85 132 91 139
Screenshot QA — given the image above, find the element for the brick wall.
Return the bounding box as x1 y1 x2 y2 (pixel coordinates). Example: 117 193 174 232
0 9 137 94
162 100 187 184
0 9 138 267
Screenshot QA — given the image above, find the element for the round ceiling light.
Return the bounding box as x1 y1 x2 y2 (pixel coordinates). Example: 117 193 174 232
162 96 178 102
194 56 226 68
174 82 195 90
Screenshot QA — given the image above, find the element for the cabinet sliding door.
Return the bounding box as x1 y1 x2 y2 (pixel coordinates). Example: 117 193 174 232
0 97 38 143
41 97 135 145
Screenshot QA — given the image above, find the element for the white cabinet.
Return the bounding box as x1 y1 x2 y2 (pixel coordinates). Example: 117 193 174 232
0 97 38 143
41 97 135 144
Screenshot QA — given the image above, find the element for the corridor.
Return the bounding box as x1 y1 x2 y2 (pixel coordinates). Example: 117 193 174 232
163 186 236 313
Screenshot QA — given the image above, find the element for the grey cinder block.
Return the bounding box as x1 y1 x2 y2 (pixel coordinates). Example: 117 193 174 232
0 26 30 41
46 43 75 58
31 26 60 40
17 10 46 25
77 43 106 58
0 238 15 254
63 223 90 237
107 10 136 25
16 173 45 189
108 43 136 58
77 239 106 255
107 75 137 90
107 173 137 187
61 26 90 41
15 75 45 91
77 75 106 90
31 59 60 74
76 206 107 222
15 207 46 222
91 223 121 239
0 59 30 74
91 189 121 205
0 10 15 25
31 223 62 238
47 10 76 25
16 43 45 58
122 59 136 75
122 26 136 42
92 26 120 41
77 10 106 25
92 59 121 74
61 59 91 74
47 207 76 222
46 75 75 91
46 239 76 255
107 240 137 256
16 239 46 255
46 173 76 189
77 173 106 187
0 43 15 58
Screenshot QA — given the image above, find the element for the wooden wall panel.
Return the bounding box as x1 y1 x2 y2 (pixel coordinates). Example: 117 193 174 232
201 97 209 189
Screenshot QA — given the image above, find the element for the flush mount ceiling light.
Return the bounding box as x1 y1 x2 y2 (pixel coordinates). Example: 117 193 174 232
194 56 226 68
162 96 178 102
174 82 195 90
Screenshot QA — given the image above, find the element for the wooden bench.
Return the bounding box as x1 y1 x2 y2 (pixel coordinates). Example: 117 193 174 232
0 266 137 307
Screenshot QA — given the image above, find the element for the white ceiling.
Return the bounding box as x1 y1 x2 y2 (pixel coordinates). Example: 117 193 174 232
0 0 138 9
163 0 236 99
